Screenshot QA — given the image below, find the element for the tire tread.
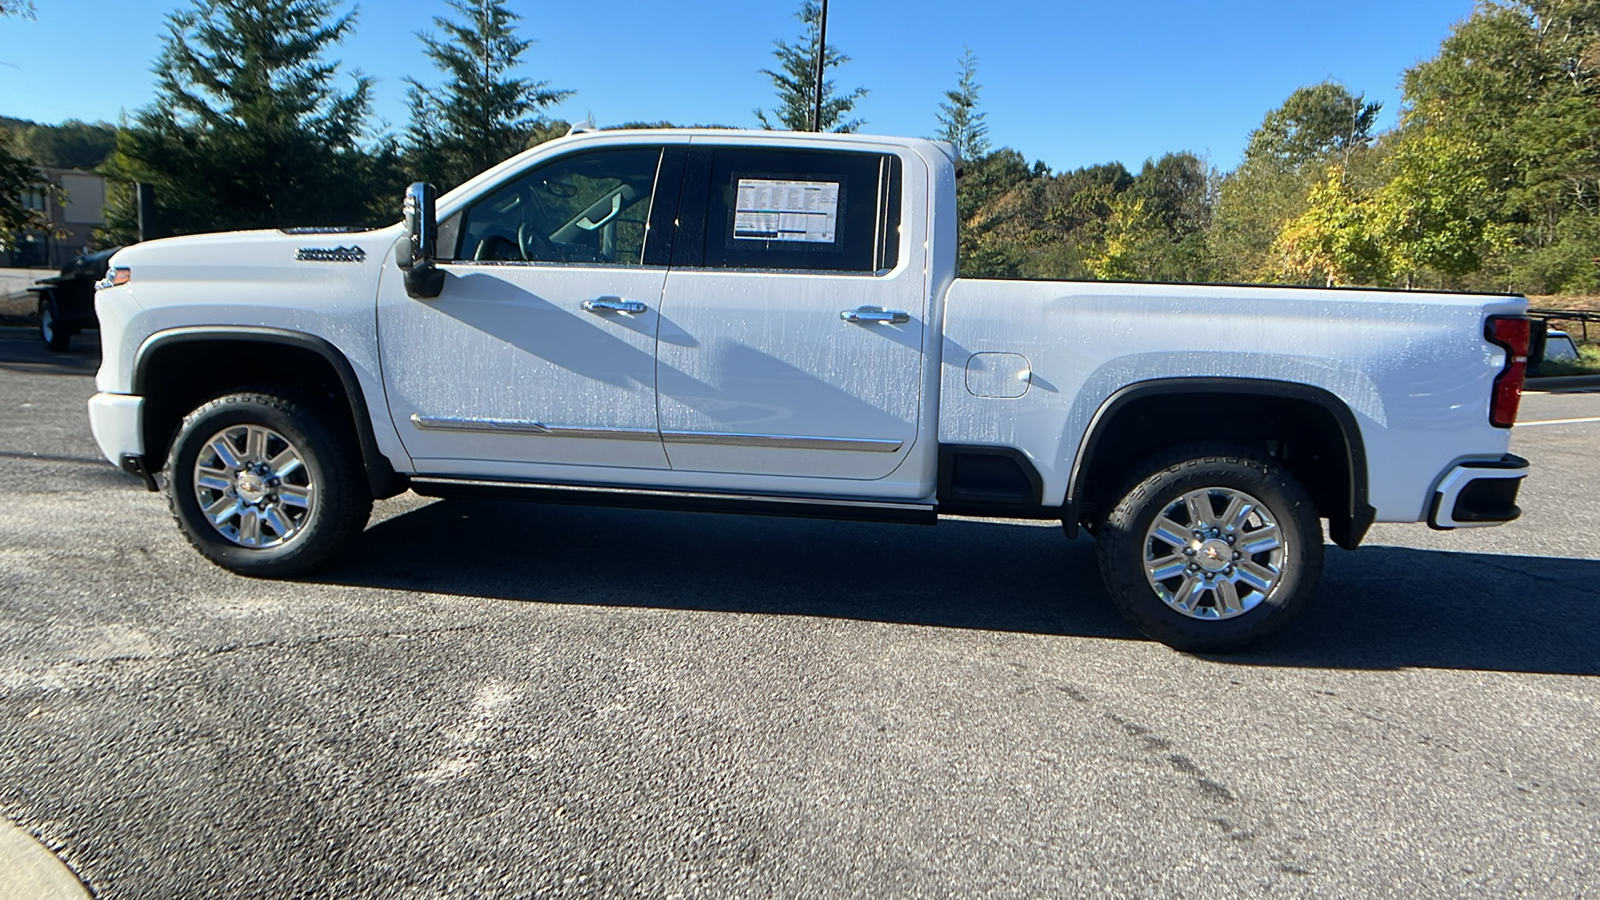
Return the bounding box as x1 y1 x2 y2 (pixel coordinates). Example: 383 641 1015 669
164 390 371 577
1095 442 1323 653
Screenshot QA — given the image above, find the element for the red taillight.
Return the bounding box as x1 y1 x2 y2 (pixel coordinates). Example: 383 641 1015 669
1485 316 1530 428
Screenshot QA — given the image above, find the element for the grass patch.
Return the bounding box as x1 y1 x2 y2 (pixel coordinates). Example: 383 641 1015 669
1538 341 1600 377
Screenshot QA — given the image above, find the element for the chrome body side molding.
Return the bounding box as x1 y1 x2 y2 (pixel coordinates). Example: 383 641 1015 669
411 415 903 453
410 415 658 441
661 431 903 453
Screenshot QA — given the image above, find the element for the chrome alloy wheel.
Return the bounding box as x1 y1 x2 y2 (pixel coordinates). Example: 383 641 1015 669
1142 487 1285 620
192 424 316 549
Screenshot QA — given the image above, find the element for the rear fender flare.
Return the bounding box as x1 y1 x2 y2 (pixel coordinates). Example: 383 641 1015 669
1064 377 1373 549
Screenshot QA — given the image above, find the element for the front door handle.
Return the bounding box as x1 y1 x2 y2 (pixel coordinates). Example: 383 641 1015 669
582 297 648 315
840 305 911 325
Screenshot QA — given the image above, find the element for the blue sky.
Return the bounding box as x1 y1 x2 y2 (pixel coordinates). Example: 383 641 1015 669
1 0 1476 173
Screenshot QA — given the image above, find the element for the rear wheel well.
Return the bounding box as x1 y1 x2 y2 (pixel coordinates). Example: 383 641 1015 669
1072 386 1369 548
136 334 404 498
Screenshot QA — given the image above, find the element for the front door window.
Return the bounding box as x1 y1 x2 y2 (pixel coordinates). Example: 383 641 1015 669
454 148 663 267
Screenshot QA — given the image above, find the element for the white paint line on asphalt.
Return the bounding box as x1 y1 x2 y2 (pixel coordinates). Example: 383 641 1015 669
1516 416 1600 427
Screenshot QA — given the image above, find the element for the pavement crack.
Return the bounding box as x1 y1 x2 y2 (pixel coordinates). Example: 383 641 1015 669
0 449 117 466
1464 555 1599 592
1105 713 1236 804
55 624 485 672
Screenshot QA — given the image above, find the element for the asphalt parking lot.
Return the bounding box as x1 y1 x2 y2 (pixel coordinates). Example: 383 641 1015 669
1 327 1596 898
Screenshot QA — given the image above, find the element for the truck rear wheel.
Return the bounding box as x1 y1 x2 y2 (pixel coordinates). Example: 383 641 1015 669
39 293 70 352
1095 444 1323 653
165 391 371 577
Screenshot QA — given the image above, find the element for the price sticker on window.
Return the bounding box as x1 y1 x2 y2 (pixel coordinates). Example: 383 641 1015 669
733 178 841 243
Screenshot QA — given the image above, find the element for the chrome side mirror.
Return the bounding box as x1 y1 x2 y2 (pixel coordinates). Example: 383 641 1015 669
398 182 444 299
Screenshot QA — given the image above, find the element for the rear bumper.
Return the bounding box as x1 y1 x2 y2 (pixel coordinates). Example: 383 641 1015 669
1427 454 1528 529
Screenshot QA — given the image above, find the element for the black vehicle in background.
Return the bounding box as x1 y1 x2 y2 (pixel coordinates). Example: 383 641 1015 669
29 247 120 351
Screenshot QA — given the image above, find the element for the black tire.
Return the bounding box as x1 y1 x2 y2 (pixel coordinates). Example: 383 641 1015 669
165 390 372 577
39 294 70 352
1095 443 1323 653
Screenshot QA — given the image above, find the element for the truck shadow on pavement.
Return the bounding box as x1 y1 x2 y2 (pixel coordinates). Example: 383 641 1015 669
0 326 100 375
324 497 1600 677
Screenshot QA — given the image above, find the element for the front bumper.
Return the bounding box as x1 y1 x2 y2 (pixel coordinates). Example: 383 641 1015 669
87 393 155 489
1427 454 1529 529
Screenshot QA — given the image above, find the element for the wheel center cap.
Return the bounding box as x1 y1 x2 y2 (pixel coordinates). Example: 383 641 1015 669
1195 539 1232 572
236 473 267 503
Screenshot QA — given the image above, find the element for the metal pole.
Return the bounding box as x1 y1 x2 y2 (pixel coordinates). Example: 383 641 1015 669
812 0 829 132
135 183 159 242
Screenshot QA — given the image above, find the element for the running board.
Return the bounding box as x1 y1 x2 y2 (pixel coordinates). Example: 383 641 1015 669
408 477 939 526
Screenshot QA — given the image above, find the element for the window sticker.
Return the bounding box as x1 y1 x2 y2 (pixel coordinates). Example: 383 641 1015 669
733 178 840 243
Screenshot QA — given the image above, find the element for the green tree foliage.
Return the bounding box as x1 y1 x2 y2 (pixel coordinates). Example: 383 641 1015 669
1086 197 1153 282
1085 154 1215 282
756 1 868 132
1208 166 1308 282
1244 82 1382 173
1272 164 1386 286
7 119 118 170
1398 0 1600 292
1210 83 1382 283
1257 1 1600 293
1369 130 1511 285
0 128 58 247
955 149 1048 277
955 6 1598 294
405 0 573 191
101 0 384 238
1126 153 1211 235
955 149 1216 283
936 47 989 160
0 1 36 18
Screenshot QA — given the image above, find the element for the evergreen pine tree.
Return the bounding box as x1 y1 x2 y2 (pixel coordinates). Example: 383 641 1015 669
755 1 867 133
405 0 573 190
936 47 989 159
0 131 56 246
103 0 380 235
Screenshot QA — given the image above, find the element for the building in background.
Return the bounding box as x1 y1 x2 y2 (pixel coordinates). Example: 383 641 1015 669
1 168 107 269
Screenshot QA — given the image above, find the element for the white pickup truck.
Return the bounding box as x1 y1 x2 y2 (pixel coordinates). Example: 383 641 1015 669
87 129 1532 652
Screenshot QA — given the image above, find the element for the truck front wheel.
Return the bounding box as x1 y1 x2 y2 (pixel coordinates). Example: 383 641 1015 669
1095 444 1323 653
165 391 372 577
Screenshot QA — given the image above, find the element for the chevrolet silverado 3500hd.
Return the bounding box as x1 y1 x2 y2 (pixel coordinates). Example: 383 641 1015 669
87 129 1532 651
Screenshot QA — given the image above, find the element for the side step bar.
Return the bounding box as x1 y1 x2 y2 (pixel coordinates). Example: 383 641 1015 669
409 477 939 526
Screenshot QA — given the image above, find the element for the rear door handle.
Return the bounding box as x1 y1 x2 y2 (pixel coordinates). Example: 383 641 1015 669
582 297 648 315
840 305 911 325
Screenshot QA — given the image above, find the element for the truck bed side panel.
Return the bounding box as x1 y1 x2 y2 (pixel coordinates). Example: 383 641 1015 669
938 279 1526 522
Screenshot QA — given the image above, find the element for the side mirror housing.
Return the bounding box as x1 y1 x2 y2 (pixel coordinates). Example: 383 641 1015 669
398 182 445 299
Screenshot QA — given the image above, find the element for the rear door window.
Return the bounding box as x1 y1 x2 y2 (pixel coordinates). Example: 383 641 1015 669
675 147 901 274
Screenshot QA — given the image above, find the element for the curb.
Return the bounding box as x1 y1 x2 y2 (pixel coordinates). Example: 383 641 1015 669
0 819 89 900
1526 374 1600 392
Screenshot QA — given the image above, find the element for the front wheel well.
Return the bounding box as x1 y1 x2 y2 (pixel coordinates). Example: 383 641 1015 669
136 333 405 499
1070 384 1370 549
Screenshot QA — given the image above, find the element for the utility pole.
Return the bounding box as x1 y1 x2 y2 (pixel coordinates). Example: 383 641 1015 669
812 0 829 132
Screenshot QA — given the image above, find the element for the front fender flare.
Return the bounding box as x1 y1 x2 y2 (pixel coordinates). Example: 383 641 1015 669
135 326 407 499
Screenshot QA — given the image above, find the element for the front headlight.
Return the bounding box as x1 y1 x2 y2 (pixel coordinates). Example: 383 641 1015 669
95 267 131 290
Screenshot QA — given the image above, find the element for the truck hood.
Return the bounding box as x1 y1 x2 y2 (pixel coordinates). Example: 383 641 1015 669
107 225 403 317
110 225 402 272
